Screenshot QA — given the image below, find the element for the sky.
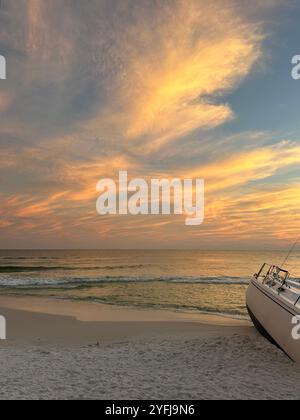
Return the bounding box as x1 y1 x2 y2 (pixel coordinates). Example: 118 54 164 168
0 0 300 250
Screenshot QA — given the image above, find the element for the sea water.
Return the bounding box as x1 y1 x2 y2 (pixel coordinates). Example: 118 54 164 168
0 250 300 318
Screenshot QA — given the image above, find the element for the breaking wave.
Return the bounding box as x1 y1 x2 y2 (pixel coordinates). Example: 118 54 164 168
0 275 250 288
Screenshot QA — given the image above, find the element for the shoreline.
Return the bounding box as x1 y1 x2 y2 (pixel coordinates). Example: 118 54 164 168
0 295 251 347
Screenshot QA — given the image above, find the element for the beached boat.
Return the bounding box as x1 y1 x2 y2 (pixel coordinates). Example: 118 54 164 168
247 263 300 362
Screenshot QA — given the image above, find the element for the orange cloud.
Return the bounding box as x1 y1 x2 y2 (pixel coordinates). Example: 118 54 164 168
188 142 300 192
88 0 264 152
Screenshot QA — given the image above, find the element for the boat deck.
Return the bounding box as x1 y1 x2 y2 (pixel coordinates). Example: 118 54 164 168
255 263 300 311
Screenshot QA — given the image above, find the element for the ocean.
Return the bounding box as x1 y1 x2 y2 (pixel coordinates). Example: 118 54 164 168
0 250 300 319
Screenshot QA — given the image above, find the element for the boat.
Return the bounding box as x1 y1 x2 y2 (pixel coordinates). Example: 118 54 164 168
246 263 300 362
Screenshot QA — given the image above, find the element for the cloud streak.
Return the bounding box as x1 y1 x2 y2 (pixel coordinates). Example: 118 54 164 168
1 0 299 249
88 0 265 153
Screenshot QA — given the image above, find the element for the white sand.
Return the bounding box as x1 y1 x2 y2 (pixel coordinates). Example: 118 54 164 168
0 296 300 400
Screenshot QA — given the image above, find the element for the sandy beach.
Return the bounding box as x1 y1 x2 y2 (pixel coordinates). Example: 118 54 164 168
0 295 300 400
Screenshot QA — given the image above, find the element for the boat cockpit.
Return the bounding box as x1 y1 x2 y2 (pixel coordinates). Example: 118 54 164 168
254 263 300 308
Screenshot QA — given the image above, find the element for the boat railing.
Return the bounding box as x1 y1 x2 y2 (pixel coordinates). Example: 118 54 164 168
254 263 289 286
254 263 300 306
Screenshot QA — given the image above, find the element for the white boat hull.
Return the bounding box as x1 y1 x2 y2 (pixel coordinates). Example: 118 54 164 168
247 278 300 363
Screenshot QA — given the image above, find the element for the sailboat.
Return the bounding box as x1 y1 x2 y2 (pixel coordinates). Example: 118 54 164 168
247 263 300 362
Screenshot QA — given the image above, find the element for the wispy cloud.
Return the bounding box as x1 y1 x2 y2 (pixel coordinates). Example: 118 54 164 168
1 0 299 249
88 0 265 153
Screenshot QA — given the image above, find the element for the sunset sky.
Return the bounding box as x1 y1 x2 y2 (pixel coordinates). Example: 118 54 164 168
1 0 300 249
